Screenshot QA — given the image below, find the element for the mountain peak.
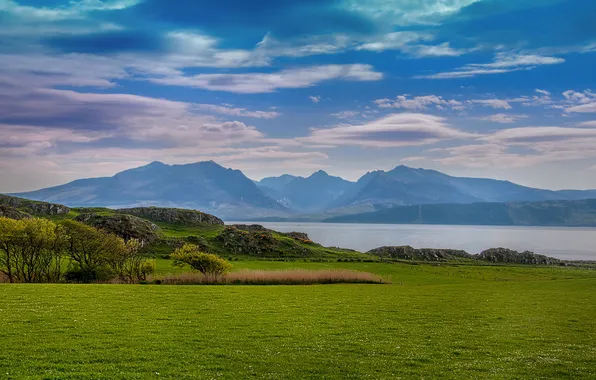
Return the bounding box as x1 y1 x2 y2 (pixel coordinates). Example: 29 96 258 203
309 170 329 178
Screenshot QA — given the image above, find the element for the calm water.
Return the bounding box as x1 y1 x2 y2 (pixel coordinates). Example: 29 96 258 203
227 222 596 261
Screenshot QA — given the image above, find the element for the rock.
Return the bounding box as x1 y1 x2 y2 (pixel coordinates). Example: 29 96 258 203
367 245 472 261
117 207 224 226
231 224 270 232
216 225 317 257
282 231 311 241
0 205 32 220
231 224 311 241
74 213 162 243
477 248 560 265
0 195 70 216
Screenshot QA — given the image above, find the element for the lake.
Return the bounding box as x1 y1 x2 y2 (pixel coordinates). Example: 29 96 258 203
227 222 596 261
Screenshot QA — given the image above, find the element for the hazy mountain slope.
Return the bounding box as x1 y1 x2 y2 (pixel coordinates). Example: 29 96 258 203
331 165 596 209
324 199 596 226
13 161 286 218
257 171 354 212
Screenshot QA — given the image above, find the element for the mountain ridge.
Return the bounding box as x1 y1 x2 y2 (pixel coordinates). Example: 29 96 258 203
9 161 596 219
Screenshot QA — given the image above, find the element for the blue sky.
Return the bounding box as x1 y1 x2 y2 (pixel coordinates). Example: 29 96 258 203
1 0 596 192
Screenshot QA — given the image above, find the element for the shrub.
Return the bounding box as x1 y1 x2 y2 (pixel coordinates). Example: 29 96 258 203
171 244 232 279
0 217 65 283
107 239 155 283
60 220 126 282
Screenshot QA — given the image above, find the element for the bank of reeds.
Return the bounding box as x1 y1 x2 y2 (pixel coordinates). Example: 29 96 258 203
154 269 387 285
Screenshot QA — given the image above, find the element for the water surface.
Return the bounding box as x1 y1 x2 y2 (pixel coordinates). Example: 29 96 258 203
228 222 596 261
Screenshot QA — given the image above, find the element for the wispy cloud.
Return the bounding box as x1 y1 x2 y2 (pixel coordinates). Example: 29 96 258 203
418 53 565 79
480 114 528 124
194 104 280 119
299 113 474 148
309 96 322 103
330 111 360 119
148 64 383 93
374 95 464 110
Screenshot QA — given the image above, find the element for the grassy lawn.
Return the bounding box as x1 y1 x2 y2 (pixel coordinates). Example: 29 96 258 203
1 262 595 379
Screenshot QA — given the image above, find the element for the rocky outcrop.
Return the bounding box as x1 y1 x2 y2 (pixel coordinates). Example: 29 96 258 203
231 224 311 242
477 248 561 265
75 213 162 243
367 245 472 261
282 231 310 241
231 224 270 232
0 205 32 220
118 207 224 226
216 225 314 257
0 195 70 216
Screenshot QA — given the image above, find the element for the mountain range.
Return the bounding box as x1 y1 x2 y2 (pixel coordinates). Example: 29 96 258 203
9 161 596 220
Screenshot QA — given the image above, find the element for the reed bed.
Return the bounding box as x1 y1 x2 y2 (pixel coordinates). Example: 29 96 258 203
154 269 387 285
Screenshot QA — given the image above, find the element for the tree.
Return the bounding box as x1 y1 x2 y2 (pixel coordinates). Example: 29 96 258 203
0 217 21 283
60 220 126 282
107 239 155 283
0 217 65 283
171 244 232 279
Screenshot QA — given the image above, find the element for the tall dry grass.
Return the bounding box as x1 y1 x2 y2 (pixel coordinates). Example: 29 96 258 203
153 269 387 285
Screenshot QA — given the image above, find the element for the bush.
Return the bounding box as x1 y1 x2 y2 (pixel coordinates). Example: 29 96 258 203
0 217 65 283
171 244 232 279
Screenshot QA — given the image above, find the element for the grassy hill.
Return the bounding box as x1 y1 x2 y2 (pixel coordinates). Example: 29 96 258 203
0 194 369 261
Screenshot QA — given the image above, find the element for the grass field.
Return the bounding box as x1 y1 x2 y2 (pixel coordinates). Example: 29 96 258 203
1 262 596 379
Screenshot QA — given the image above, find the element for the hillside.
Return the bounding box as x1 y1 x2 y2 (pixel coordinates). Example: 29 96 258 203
13 161 288 219
10 161 596 218
328 166 596 210
257 170 354 212
0 195 367 260
324 199 596 226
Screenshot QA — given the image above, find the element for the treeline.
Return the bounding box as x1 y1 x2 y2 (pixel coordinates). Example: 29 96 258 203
0 217 154 283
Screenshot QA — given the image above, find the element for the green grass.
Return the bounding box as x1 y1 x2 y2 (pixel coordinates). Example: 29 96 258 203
1 262 595 379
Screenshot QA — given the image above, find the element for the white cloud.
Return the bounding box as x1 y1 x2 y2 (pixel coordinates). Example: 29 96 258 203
406 42 474 57
480 113 528 123
566 103 596 113
347 0 480 26
375 95 464 110
356 31 432 52
330 111 360 119
148 64 383 93
535 89 551 96
309 96 322 103
484 126 596 145
194 104 280 119
418 53 565 79
468 99 512 109
299 113 474 148
562 90 595 104
577 121 596 128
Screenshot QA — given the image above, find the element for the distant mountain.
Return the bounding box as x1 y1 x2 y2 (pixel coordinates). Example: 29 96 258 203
256 171 354 212
13 161 286 219
9 161 596 220
324 199 596 227
329 165 596 210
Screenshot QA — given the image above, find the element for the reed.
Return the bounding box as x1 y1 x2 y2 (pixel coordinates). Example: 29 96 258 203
154 269 387 285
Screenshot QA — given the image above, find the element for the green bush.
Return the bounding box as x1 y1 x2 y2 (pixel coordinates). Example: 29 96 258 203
171 244 232 279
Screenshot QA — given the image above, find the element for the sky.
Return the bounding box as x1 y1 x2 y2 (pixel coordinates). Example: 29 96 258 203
1 0 596 192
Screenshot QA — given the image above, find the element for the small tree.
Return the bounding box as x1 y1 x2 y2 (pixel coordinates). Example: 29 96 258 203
60 220 126 282
0 217 65 283
171 244 232 279
107 239 155 283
